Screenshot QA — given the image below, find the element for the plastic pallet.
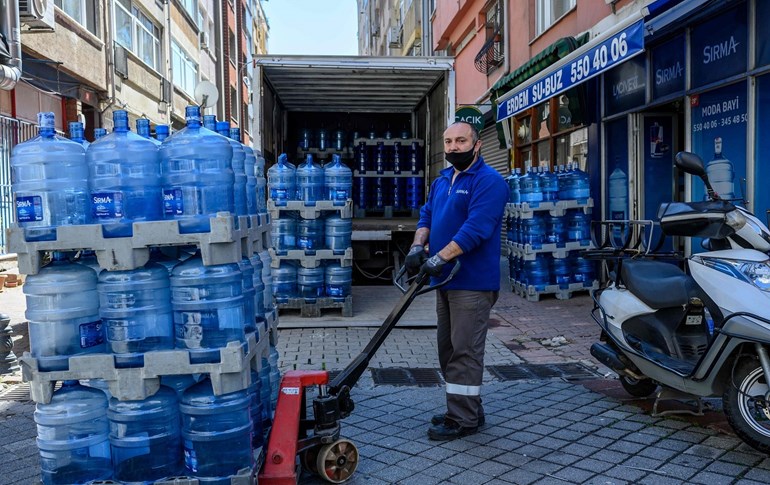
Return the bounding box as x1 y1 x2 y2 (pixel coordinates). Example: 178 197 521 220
268 247 353 269
507 199 594 218
92 465 258 485
353 170 424 178
510 279 599 302
20 331 267 404
9 214 271 275
353 137 424 146
267 199 353 220
266 307 279 346
507 241 594 260
277 295 353 318
353 207 421 219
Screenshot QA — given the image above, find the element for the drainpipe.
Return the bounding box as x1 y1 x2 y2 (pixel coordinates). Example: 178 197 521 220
0 0 22 90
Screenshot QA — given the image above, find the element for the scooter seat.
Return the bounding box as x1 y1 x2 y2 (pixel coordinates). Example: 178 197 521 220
621 260 700 309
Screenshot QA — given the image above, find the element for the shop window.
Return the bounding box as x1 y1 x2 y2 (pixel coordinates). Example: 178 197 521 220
171 41 198 96
536 0 575 36
114 0 162 72
55 0 98 35
513 93 586 172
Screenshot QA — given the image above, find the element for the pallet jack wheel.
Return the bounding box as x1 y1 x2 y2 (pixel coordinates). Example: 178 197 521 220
300 446 320 474
315 438 359 483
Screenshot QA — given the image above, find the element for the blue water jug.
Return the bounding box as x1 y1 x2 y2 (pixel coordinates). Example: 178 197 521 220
12 112 89 241
268 345 281 408
355 142 367 173
572 254 597 285
571 164 591 200
254 150 268 214
108 386 181 483
522 254 549 290
35 381 111 485
98 262 173 364
505 215 515 244
566 210 591 245
355 177 369 210
236 131 258 216
259 358 273 429
300 128 312 150
296 154 324 204
87 110 162 238
545 214 567 245
94 128 108 140
161 106 234 233
298 266 324 302
325 263 352 301
202 115 217 131
407 177 422 209
558 163 574 200
170 255 245 361
550 257 572 289
215 121 247 218
25 253 104 371
374 143 387 174
267 153 296 205
156 125 170 141
706 137 735 200
297 218 324 253
149 247 179 274
520 214 546 249
273 263 297 303
519 167 543 204
317 126 328 151
392 178 406 210
238 258 257 335
374 177 390 209
248 369 265 448
409 142 422 174
541 166 559 201
324 154 352 204
161 374 201 398
180 380 253 481
258 250 274 315
609 167 628 222
325 215 352 254
136 118 161 146
392 142 403 174
333 129 345 151
75 249 101 274
249 253 267 332
272 217 297 254
68 121 90 149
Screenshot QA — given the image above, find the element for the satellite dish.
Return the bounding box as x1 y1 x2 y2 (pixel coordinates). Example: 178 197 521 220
194 81 219 108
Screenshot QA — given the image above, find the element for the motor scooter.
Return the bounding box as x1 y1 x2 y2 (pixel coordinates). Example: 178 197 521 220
589 151 770 453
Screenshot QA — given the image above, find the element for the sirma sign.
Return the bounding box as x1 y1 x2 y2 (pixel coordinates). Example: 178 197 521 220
455 106 484 131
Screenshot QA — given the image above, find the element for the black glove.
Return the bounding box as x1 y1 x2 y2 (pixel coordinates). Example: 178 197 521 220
420 254 448 277
405 245 428 274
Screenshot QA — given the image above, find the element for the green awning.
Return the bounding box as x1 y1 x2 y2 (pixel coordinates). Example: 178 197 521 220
492 34 589 148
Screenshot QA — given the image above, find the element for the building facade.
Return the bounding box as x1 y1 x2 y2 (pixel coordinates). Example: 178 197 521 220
357 0 433 56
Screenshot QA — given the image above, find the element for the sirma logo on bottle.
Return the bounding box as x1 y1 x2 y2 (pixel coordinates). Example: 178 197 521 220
92 192 123 219
15 195 43 222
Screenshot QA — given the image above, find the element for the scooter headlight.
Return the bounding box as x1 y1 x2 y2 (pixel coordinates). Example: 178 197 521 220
726 210 748 230
728 260 770 291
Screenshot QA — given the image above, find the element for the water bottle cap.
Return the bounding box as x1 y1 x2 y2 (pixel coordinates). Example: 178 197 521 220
94 128 107 139
230 127 241 141
305 153 314 164
136 118 150 129
185 106 201 124
38 112 55 130
216 121 231 135
332 154 340 164
156 125 169 135
113 110 129 131
68 121 84 138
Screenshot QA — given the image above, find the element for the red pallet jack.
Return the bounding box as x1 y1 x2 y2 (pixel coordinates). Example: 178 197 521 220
259 263 459 484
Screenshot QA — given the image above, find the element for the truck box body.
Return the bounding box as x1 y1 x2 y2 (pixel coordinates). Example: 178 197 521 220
252 56 454 282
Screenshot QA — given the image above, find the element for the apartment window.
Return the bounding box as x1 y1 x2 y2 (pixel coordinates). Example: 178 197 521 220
172 41 198 95
55 0 98 34
230 86 239 122
114 0 162 71
179 0 198 21
228 29 237 66
536 0 575 36
474 0 504 75
513 94 587 172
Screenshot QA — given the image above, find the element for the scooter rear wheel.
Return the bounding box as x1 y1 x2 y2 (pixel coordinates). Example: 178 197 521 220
724 357 770 453
619 375 658 397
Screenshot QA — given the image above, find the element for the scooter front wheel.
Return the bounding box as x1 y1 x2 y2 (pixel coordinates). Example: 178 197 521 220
619 375 658 398
724 357 770 453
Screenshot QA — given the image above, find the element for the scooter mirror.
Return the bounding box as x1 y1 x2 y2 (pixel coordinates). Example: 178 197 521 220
675 151 706 177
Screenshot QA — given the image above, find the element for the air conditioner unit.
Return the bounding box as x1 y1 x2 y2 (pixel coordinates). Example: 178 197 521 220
387 27 401 48
199 31 210 51
19 0 55 31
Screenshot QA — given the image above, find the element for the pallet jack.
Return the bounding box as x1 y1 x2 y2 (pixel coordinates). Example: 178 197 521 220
259 263 460 484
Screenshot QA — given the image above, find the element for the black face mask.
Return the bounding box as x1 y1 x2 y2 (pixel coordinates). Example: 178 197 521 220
445 146 476 171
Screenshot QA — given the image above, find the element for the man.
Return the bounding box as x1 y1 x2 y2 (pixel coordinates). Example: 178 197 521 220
405 121 508 441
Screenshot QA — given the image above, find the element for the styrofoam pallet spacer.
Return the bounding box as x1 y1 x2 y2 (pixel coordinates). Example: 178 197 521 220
21 331 267 403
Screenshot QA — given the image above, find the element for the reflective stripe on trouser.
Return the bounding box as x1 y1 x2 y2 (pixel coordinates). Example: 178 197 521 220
436 289 498 428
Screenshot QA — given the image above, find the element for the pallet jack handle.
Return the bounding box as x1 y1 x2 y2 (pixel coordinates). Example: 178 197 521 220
326 262 461 396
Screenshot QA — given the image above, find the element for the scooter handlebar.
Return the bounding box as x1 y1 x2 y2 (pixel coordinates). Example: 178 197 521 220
393 261 461 296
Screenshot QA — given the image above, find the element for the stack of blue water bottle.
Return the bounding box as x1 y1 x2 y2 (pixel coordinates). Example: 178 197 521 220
505 163 598 302
267 152 355 317
11 110 282 484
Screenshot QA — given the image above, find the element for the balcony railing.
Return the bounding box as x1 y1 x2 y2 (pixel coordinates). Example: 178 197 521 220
474 30 504 75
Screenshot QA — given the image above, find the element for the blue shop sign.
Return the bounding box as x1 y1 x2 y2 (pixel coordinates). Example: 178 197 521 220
651 35 685 99
604 54 647 116
690 4 747 89
497 19 645 122
756 0 770 67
